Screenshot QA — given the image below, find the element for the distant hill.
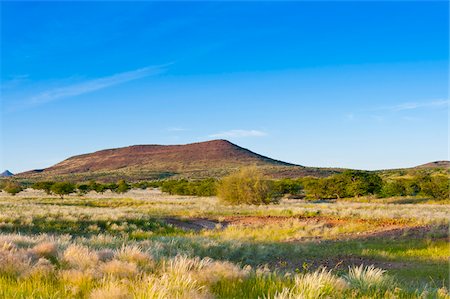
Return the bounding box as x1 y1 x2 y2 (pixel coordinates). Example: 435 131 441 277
0 170 13 177
17 140 337 182
413 161 450 169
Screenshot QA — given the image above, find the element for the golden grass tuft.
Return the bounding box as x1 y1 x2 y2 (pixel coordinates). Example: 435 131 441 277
0 243 30 277
116 245 153 269
63 244 98 270
89 282 131 299
275 268 347 299
23 258 55 279
31 242 58 260
100 260 139 279
194 260 250 285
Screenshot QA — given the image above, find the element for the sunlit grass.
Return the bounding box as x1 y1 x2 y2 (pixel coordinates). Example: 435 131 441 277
0 190 448 298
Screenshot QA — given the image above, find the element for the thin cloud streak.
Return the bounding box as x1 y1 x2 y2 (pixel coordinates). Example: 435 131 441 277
388 99 448 111
209 129 267 138
14 64 170 110
167 127 188 132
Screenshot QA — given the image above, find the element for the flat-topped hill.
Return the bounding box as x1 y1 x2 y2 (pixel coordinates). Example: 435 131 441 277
17 140 335 181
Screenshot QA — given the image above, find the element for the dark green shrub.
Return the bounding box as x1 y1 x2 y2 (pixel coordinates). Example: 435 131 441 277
77 183 90 195
50 182 76 198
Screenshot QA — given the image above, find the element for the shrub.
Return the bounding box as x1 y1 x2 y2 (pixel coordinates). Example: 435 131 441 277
302 171 383 199
217 166 280 205
161 179 217 196
31 181 54 195
273 178 303 197
1 181 23 196
116 180 130 194
50 182 76 198
88 180 106 193
419 175 449 199
77 183 90 195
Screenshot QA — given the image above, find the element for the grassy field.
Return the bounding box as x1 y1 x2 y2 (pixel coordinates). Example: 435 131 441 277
0 189 448 298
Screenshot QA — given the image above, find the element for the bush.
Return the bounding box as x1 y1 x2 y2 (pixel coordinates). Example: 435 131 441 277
116 180 130 194
419 175 449 199
50 182 76 198
2 181 23 196
161 179 217 196
217 167 280 205
88 180 106 193
302 171 383 200
273 178 303 197
31 181 54 195
77 183 90 195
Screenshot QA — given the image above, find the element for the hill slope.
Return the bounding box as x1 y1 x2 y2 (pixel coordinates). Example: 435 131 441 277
17 140 336 181
414 161 450 169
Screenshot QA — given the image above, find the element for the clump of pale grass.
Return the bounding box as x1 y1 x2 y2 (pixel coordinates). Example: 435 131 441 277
133 273 210 299
163 255 211 276
60 269 97 295
89 282 131 299
343 264 394 291
0 243 30 277
274 268 347 299
63 244 98 270
100 260 139 279
31 242 58 260
116 245 153 269
23 258 55 279
194 260 251 285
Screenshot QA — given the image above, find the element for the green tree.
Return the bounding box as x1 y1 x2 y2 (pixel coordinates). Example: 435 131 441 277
31 181 54 195
87 180 106 193
341 170 383 197
420 175 449 199
217 166 280 205
273 178 303 197
302 177 323 199
77 183 90 195
50 182 76 199
380 180 407 197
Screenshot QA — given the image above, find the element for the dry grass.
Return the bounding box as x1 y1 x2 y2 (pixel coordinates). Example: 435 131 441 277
0 190 448 298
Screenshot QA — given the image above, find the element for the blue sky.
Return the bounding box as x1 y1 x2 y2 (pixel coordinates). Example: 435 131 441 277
1 1 448 172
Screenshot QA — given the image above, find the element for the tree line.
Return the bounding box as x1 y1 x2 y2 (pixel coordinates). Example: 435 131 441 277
0 180 141 198
0 169 448 203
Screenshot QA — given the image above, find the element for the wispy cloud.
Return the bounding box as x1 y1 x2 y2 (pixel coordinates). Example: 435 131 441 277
387 99 449 111
167 127 188 132
209 129 267 138
11 64 170 110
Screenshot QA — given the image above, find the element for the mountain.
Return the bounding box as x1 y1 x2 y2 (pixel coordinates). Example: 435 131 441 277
414 161 450 169
0 170 13 177
17 140 337 182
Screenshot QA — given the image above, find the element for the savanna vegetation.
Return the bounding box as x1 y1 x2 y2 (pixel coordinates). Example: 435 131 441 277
0 167 448 298
0 185 448 298
3 167 448 202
